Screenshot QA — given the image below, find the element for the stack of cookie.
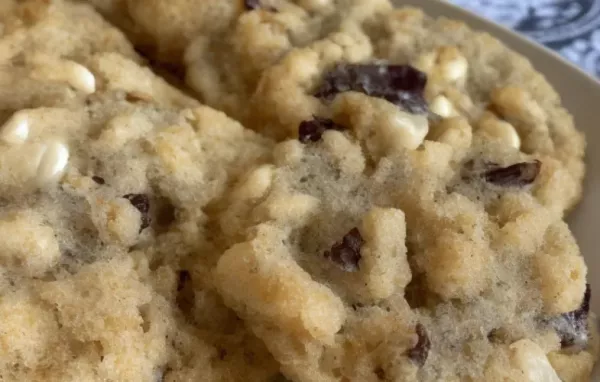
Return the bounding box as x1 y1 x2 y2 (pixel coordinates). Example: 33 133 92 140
0 1 595 381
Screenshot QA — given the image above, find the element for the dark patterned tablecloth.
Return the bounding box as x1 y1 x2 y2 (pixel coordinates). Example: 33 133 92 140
450 0 600 76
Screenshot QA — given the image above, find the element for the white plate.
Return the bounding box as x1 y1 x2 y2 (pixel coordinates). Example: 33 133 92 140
392 0 600 378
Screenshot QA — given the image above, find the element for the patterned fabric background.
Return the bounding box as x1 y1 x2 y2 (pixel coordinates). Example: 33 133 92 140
449 0 600 76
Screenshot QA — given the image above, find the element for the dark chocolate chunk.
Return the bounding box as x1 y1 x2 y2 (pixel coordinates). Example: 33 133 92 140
407 323 431 367
244 0 276 11
374 367 386 380
176 270 194 314
314 64 429 114
156 199 176 227
123 193 151 231
177 270 191 292
550 284 591 352
298 117 346 143
92 176 105 185
324 228 364 272
484 160 541 187
244 0 260 9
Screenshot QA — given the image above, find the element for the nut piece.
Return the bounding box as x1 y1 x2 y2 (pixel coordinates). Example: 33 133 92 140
508 339 562 382
36 141 69 185
0 111 29 144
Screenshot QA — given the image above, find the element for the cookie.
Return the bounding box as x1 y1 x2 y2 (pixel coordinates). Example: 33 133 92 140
184 0 392 122
0 0 596 381
80 0 243 64
0 2 278 381
242 6 584 214
212 125 596 381
0 0 138 63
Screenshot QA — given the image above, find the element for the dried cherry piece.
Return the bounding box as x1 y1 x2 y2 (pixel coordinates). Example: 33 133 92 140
324 228 364 272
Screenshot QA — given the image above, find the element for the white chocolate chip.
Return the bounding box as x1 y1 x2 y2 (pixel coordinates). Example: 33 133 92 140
0 111 29 144
479 117 521 150
509 339 561 382
30 56 96 94
65 61 96 94
385 111 429 150
429 95 457 118
414 47 469 84
36 141 69 184
440 54 468 83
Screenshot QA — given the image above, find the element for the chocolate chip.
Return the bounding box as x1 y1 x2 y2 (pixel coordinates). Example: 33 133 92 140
244 0 261 9
484 160 541 187
351 302 364 311
123 193 151 231
92 176 105 185
156 199 176 227
218 348 228 360
176 270 194 314
407 323 431 367
314 64 429 114
177 270 191 292
374 367 386 380
324 228 364 272
550 284 591 352
298 117 346 143
243 0 277 11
